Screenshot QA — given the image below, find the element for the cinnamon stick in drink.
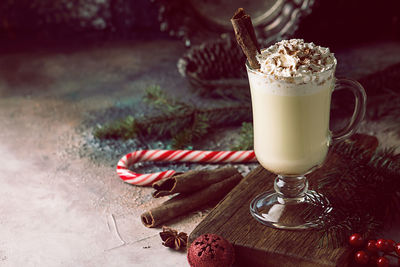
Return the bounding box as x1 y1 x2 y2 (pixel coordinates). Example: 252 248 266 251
152 167 239 198
231 8 261 69
141 172 242 228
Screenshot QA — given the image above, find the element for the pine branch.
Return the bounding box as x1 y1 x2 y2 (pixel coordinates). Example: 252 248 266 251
196 84 251 102
171 113 210 149
197 105 251 127
93 85 252 148
144 85 190 113
93 115 137 140
305 141 400 248
232 122 253 150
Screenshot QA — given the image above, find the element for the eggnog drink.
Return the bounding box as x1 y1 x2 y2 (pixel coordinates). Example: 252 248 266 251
247 39 336 175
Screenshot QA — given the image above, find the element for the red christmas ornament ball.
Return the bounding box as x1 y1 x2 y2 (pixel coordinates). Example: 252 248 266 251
188 234 235 267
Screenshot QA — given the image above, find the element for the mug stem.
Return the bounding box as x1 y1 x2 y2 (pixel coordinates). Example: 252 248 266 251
274 175 308 203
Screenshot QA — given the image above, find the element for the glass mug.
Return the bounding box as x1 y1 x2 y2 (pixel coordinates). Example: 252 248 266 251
246 58 366 229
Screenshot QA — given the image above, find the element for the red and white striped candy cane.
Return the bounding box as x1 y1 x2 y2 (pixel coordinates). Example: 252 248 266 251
116 149 256 186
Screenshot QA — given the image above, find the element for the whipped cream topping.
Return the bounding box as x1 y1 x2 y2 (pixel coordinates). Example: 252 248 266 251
256 39 336 83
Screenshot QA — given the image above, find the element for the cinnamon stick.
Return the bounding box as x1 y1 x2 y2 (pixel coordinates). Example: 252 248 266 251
152 167 239 198
231 8 261 69
141 173 242 228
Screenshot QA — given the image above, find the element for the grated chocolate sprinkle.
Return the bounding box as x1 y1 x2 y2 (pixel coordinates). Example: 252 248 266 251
256 39 336 80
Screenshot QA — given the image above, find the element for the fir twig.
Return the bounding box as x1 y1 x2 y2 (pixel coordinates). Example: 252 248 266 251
93 85 252 148
144 85 190 113
305 140 400 248
232 122 253 150
94 115 136 140
171 113 209 149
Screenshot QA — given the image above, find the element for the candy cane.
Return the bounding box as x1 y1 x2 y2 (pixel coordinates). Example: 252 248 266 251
116 150 256 186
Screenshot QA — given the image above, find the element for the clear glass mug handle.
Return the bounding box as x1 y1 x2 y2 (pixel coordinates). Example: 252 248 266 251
331 78 367 142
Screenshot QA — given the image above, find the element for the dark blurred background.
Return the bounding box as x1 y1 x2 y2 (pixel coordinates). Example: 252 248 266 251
0 0 399 49
296 0 400 48
0 0 161 42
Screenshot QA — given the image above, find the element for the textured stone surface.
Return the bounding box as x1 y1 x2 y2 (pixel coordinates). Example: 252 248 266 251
0 39 399 267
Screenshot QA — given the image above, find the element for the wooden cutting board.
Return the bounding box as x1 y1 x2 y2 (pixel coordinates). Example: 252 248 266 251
189 134 379 267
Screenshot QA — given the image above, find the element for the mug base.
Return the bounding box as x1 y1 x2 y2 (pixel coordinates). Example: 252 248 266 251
249 190 331 230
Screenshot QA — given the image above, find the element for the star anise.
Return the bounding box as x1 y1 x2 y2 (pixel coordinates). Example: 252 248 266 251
159 226 188 251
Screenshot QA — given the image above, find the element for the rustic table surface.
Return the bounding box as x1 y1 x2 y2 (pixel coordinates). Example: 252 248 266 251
1 38 400 267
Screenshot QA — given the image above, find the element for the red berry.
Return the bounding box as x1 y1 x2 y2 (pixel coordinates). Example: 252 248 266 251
375 239 389 251
355 250 369 265
385 239 396 252
376 256 389 267
349 233 364 247
366 240 378 253
396 243 400 256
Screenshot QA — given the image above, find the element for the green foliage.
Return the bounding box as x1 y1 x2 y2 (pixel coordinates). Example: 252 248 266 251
232 122 254 150
171 113 210 149
144 85 189 113
306 140 400 248
94 85 252 149
94 115 137 140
